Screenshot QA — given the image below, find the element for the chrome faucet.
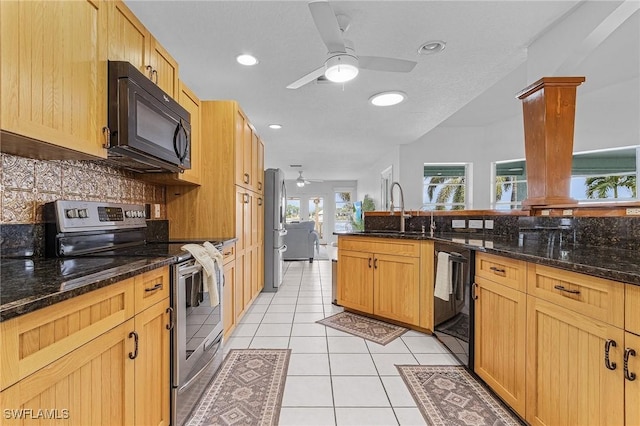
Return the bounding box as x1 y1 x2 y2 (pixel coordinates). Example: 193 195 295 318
389 182 410 232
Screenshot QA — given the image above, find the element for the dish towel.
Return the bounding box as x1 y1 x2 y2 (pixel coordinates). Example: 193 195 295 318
181 244 220 308
434 251 452 301
203 241 224 307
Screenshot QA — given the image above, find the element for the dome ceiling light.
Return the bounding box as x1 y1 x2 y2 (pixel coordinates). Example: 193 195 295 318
369 91 407 106
236 54 259 66
417 40 446 55
268 124 282 129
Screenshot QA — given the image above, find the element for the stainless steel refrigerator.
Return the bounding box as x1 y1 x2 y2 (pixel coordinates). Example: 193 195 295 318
263 168 288 292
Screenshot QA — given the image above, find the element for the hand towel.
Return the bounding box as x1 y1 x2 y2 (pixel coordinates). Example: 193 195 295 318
203 241 224 307
181 243 220 308
434 252 452 301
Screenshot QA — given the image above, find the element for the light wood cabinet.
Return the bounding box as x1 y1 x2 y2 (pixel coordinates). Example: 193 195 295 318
0 267 171 425
526 295 624 426
222 245 237 339
257 139 265 194
625 331 640 426
626 284 640 335
474 276 526 416
337 237 422 327
107 0 178 97
0 320 136 425
1 0 108 159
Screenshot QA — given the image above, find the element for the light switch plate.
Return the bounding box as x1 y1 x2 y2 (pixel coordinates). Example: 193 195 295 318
484 220 494 229
452 219 466 228
154 204 161 218
469 219 483 229
627 208 640 215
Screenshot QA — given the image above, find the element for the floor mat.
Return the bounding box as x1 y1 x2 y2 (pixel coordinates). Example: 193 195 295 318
317 311 408 345
397 365 524 426
186 349 291 426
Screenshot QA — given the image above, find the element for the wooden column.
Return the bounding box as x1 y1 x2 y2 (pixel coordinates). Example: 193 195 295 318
516 77 585 208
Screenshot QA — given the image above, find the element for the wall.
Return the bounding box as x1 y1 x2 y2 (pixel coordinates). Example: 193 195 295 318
284 179 357 245
0 153 166 224
359 2 639 210
356 145 400 211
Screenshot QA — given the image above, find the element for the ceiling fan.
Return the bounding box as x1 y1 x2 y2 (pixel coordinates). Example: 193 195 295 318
296 171 324 187
286 0 418 89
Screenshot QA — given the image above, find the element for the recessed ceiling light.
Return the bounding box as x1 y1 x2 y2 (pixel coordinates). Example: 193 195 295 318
268 124 282 130
369 91 406 107
236 54 258 66
417 40 446 55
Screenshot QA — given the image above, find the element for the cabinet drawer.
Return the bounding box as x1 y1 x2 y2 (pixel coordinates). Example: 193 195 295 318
338 237 420 257
223 243 236 265
475 252 526 292
135 266 170 314
0 278 135 390
626 284 640 335
527 264 624 328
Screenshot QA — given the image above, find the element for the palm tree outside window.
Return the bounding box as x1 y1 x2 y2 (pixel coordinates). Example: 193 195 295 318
494 160 527 210
423 164 468 210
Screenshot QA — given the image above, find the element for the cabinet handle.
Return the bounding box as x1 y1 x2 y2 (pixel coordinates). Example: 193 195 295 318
146 65 153 79
102 126 111 149
374 258 378 269
553 285 580 295
243 193 249 204
128 331 139 360
489 266 506 274
472 283 479 300
368 257 372 268
152 69 158 84
145 283 163 292
258 182 262 190
166 307 174 331
223 251 232 257
624 347 637 381
244 173 250 184
604 339 617 370
258 198 263 206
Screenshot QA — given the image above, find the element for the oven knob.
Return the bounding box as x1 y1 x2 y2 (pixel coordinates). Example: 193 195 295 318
140 211 146 218
65 209 77 218
78 209 88 218
125 210 133 218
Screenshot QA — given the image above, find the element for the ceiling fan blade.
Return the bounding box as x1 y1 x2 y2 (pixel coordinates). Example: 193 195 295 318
286 66 326 89
308 1 345 53
359 56 417 73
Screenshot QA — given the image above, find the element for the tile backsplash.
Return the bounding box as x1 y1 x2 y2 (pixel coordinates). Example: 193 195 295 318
1 153 166 224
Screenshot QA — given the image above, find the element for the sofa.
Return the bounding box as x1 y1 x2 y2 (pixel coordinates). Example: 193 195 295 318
283 221 320 262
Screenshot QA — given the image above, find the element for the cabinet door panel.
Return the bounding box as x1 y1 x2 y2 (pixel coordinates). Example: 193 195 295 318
526 296 624 426
1 0 107 158
134 300 170 426
235 252 245 320
338 250 374 313
223 260 236 338
244 247 254 307
149 38 178 98
235 111 246 186
0 320 135 425
373 254 420 325
474 277 526 416
626 332 640 426
107 0 149 72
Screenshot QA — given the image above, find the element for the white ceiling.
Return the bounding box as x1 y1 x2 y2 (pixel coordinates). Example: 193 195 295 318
125 0 582 181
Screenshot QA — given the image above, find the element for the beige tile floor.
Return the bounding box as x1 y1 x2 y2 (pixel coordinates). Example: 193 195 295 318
224 260 461 426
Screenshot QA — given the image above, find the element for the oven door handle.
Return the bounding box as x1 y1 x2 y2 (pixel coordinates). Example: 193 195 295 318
179 264 202 275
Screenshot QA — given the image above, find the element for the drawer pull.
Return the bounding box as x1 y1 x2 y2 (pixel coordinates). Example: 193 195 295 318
145 283 163 292
553 285 580 295
489 266 506 273
605 339 617 371
223 251 233 257
128 331 139 360
624 348 637 381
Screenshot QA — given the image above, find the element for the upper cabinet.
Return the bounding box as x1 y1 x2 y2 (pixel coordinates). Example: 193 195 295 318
107 1 178 97
0 0 108 158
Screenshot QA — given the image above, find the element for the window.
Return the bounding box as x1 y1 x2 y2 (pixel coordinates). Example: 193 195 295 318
493 160 527 210
334 191 353 232
423 164 468 210
493 146 638 208
285 198 300 223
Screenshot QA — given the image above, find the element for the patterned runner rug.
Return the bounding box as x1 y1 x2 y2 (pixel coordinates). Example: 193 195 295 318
397 365 524 426
317 311 408 345
186 349 291 426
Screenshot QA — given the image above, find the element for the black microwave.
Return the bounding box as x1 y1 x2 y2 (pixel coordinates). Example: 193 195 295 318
106 61 190 173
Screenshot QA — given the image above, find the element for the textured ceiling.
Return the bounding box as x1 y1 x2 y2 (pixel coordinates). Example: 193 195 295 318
125 0 582 180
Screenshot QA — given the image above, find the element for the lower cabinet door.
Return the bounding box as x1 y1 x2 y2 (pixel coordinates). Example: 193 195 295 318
373 253 420 325
338 250 374 313
134 299 170 426
626 332 640 426
223 260 237 337
474 277 526 416
0 320 135 425
526 296 625 426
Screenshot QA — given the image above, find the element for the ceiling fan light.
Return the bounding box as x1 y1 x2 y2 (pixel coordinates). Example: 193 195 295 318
324 54 359 83
296 180 305 187
369 91 406 106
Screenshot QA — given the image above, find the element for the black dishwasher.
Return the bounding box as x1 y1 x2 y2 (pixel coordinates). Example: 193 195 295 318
433 241 475 369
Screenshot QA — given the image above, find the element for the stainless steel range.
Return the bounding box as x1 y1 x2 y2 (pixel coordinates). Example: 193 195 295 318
45 200 224 426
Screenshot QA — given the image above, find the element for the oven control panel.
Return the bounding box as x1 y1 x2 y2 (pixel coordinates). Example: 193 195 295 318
51 200 147 232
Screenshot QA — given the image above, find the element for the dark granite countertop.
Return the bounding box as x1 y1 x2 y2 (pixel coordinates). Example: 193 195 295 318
0 256 174 322
335 231 640 286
